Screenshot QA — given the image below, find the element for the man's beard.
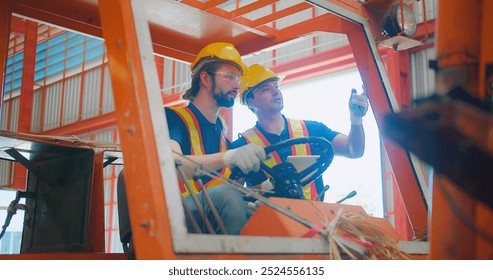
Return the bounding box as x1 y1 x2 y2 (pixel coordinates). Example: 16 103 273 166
212 85 235 108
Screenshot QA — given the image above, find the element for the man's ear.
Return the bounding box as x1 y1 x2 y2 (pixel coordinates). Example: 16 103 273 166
246 97 252 108
246 98 256 111
200 71 212 88
199 71 208 81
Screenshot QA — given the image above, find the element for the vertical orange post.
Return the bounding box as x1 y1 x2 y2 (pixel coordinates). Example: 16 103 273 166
430 175 476 259
435 0 481 97
382 48 415 241
431 0 493 260
1 1 15 190
0 0 14 113
12 20 38 191
86 151 106 253
479 0 493 106
344 20 428 238
98 0 175 259
383 48 411 109
18 20 37 133
154 55 164 88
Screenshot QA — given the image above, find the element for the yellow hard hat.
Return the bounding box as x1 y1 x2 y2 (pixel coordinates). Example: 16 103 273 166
239 64 285 105
190 42 248 76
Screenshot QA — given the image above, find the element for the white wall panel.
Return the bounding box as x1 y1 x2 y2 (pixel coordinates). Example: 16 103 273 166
9 99 19 132
102 66 114 114
161 59 191 96
31 89 43 133
43 82 62 131
175 61 191 95
237 0 273 20
414 0 437 24
0 161 12 187
94 130 115 142
276 0 312 29
315 33 348 53
410 47 436 101
62 75 81 125
1 103 8 131
82 67 102 120
163 59 174 95
276 39 314 64
244 51 275 68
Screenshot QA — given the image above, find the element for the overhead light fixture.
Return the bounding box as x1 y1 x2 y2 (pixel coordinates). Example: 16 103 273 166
382 3 417 37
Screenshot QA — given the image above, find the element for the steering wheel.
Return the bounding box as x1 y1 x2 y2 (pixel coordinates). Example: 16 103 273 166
261 137 334 199
232 136 334 200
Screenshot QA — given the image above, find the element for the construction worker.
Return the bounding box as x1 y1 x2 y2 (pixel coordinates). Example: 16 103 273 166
165 43 266 234
233 64 368 201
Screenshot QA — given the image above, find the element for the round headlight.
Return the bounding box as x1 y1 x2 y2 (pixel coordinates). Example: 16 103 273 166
382 3 417 37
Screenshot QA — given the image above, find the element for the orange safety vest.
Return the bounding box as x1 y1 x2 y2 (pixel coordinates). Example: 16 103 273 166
170 106 231 197
241 119 318 200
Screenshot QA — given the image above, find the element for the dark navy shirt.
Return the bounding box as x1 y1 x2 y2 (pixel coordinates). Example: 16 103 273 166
165 103 231 183
231 115 339 199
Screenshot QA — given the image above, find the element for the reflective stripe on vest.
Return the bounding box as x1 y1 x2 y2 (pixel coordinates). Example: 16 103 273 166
170 106 231 197
241 119 317 200
242 127 281 168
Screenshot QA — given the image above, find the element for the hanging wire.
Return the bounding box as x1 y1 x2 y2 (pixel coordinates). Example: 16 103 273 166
171 151 371 258
0 191 27 241
171 150 411 259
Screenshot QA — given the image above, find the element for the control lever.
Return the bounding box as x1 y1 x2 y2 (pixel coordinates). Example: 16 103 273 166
314 185 330 201
336 190 357 204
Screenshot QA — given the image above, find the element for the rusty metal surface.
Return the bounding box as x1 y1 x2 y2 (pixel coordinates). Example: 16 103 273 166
0 130 120 161
383 99 493 209
0 131 113 253
20 146 94 253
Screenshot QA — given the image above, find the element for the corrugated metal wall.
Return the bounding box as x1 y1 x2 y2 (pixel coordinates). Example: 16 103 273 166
163 59 190 96
411 47 436 100
0 102 9 130
43 82 62 131
31 89 43 132
0 160 13 188
81 67 102 119
27 62 115 133
62 74 81 125
9 99 19 132
414 0 437 24
0 97 19 132
101 66 115 114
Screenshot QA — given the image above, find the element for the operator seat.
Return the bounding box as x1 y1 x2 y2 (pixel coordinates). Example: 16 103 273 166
116 169 135 259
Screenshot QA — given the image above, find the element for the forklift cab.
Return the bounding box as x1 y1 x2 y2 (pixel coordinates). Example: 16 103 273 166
0 129 403 259
0 127 406 260
0 0 450 259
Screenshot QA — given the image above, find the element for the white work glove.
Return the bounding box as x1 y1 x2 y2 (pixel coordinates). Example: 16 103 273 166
247 200 263 215
348 87 369 125
223 143 266 174
260 179 274 192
